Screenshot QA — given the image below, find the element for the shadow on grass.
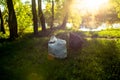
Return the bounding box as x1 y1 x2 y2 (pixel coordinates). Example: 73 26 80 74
0 32 120 80
0 33 49 80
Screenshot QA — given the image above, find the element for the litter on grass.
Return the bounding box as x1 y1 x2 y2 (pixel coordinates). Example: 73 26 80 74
48 36 67 59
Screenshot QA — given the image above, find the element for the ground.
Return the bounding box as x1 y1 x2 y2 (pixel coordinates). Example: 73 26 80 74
0 30 120 80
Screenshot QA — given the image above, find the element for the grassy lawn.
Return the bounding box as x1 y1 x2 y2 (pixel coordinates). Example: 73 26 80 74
0 31 120 80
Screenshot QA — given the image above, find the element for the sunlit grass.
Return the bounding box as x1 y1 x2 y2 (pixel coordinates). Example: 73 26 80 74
98 29 120 38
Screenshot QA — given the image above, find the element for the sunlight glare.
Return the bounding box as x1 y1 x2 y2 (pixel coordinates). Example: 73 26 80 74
84 0 109 10
73 0 109 11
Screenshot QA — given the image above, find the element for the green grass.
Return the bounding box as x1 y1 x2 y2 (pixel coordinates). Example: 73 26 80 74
98 29 120 38
87 29 120 38
0 32 120 80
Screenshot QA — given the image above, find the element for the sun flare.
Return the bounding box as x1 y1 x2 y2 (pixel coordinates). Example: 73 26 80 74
72 0 109 11
84 0 109 9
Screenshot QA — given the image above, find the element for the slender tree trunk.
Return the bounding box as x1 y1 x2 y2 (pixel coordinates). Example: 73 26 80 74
0 8 5 34
51 0 54 29
60 0 73 29
61 12 68 29
32 0 38 35
7 0 18 39
60 0 69 29
38 0 46 31
38 0 40 27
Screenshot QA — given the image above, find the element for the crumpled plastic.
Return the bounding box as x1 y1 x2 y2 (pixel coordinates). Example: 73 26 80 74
48 36 67 59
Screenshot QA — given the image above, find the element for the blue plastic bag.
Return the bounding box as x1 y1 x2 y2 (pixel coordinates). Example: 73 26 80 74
48 36 67 59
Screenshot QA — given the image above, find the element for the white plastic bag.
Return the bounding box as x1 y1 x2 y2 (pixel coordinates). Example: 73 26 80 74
48 36 67 59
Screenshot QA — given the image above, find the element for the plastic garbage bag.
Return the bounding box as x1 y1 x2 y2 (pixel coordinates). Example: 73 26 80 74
48 36 67 59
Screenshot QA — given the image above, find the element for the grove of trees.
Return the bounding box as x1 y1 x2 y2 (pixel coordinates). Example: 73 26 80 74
0 0 120 39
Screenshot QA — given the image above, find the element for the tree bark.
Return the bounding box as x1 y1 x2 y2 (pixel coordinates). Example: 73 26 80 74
61 12 68 29
32 0 38 35
0 8 5 34
50 0 54 29
60 0 69 29
7 0 18 39
38 0 46 31
60 0 73 29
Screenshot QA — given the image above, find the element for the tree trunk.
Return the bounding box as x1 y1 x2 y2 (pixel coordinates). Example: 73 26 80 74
60 0 69 29
61 12 68 29
38 0 46 31
0 8 5 34
60 0 73 29
32 0 38 35
7 0 18 39
50 0 54 29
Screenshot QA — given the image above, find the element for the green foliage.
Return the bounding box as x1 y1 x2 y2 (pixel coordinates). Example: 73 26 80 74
44 2 52 27
44 0 64 27
69 13 82 29
110 0 120 18
0 32 8 39
14 1 32 34
96 4 120 25
1 0 32 36
0 0 6 6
